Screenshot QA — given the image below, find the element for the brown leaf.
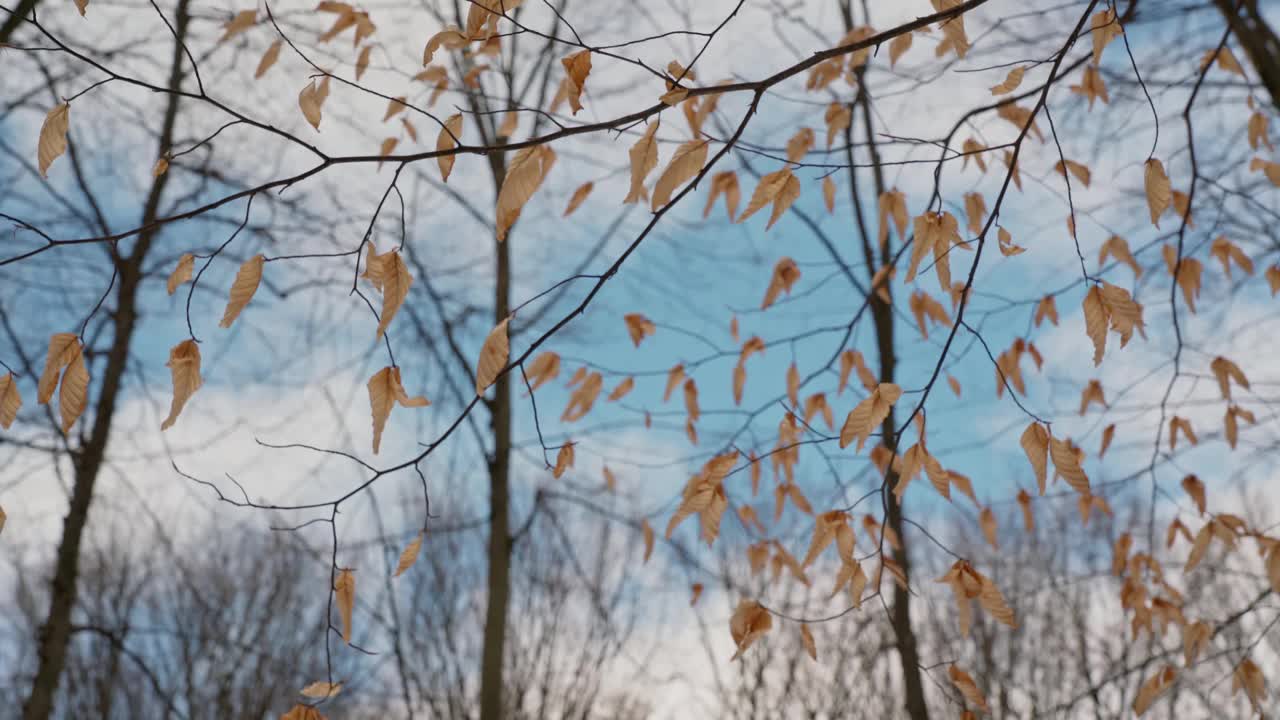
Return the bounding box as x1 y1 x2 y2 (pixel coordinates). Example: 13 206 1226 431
1133 666 1176 716
1091 9 1123 64
729 599 772 660
559 50 591 114
297 77 331 131
761 257 801 310
1082 285 1107 366
436 113 464 182
299 681 343 699
394 532 423 578
281 704 327 720
624 120 661 204
651 139 708 211
949 664 989 713
800 623 817 661
704 171 741 221
839 383 902 452
1049 435 1090 495
1144 158 1171 228
167 253 194 296
219 254 264 329
254 39 283 79
38 103 70 179
990 66 1025 95
334 568 355 644
606 377 634 402
623 313 656 347
553 442 575 479
1099 423 1116 458
496 145 556 241
368 366 430 454
979 506 999 549
563 181 594 217
37 333 79 405
160 340 202 431
0 373 20 430
1182 474 1206 515
889 32 912 67
641 518 654 562
475 316 511 396
1020 422 1049 495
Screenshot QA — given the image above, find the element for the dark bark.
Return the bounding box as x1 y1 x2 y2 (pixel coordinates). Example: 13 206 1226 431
479 147 513 720
21 4 189 717
1213 0 1280 112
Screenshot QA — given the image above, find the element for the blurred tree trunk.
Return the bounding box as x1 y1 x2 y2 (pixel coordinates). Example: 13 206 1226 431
21 3 190 717
1213 0 1280 111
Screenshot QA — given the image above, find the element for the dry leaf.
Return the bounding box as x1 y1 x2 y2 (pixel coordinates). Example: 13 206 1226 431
1144 158 1171 228
167 253 194 295
839 383 902 452
641 518 654 563
625 120 661 204
475 316 511 396
1091 9 1122 64
160 339 202 431
889 32 912 67
1099 424 1116 458
394 532 423 577
298 77 331 131
368 366 430 454
1182 474 1206 515
300 681 343 699
1020 422 1049 495
436 113 463 182
496 145 556 241
729 599 772 660
0 373 20 429
255 40 283 79
704 171 741 221
553 442 575 478
560 50 591 114
38 103 71 179
281 704 327 720
979 507 998 549
334 569 355 644
563 181 594 217
990 66 1025 95
761 257 800 310
219 254 264 328
800 623 817 661
623 313 655 347
1133 666 1176 716
949 664 989 713
651 139 708 211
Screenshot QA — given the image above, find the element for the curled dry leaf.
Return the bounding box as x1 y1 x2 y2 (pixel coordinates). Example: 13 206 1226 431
299 681 343 699
979 506 998 549
1133 666 1177 716
689 583 703 606
0 373 20 430
651 139 708 211
738 168 800 231
161 340 202 431
624 313 656 347
436 114 463 182
219 254 264 329
368 366 430 454
1182 474 1206 515
949 665 989 713
38 103 71 179
475 316 511 396
334 568 355 644
167 253 194 295
37 333 79 405
218 9 257 42
761 257 800 310
1049 436 1090 495
839 383 902 452
800 623 817 661
1091 8 1122 64
624 120 660 204
889 32 912 67
57 344 89 434
281 704 327 720
394 532 424 577
553 442 575 479
496 145 556 241
422 27 468 64
729 599 772 660
704 171 740 221
606 377 634 402
1144 158 1171 228
560 50 591 114
298 76 331 131
990 65 1025 95
1020 422 1049 495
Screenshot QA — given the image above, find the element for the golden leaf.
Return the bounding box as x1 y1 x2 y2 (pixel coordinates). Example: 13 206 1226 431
496 145 556 241
1082 285 1107 366
394 532 423 578
219 254 264 329
0 373 20 430
979 507 998 549
1054 158 1092 187
475 316 510 396
368 366 430 454
800 623 817 661
160 340 202 431
436 113 463 182
839 383 902 452
729 599 772 660
1020 422 1049 495
38 103 70 179
334 569 355 644
651 139 708 211
37 333 79 405
822 176 836 214
1144 158 1171 228
563 181 593 217
1070 64 1109 108
553 442 575 478
990 66 1025 95
560 50 591 114
761 257 801 310
624 120 661 204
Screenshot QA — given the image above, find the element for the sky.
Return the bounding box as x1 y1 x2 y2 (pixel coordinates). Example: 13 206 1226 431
3 0 1280 716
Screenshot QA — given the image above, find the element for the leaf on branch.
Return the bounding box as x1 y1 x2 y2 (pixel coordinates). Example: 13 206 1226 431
1133 666 1177 716
949 664 989 713
1020 422 1049 495
423 27 469 65
761 257 800 310
553 442 575 479
166 253 195 296
560 50 591 114
641 518 654 563
839 383 901 452
38 103 71 179
1144 158 1171 228
1070 65 1109 108
496 145 556 241
651 139 708 212
1090 9 1123 65
889 32 912 67
729 599 772 660
990 66 1025 95
1182 474 1206 515
475 316 510 396
394 532 424 578
624 120 661 204
281 704 327 720
1049 435 1090 495
0 373 19 430
161 340 202 431
334 569 355 644
368 366 430 454
436 113 463 182
298 77 331 132
218 9 257 43
705 172 741 221
877 189 908 250
255 40 283 79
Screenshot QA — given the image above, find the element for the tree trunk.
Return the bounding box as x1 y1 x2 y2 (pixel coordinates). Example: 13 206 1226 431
479 152 513 720
22 4 189 717
1213 0 1280 112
